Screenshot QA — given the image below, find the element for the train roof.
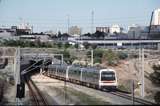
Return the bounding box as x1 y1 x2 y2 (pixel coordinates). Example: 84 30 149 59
100 68 116 72
48 64 108 73
47 64 116 76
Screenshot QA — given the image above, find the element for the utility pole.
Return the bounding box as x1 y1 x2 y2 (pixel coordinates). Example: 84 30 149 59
91 49 93 66
64 66 70 105
15 47 23 105
61 54 64 65
67 14 70 34
91 10 94 34
141 48 145 97
139 48 145 97
138 48 141 80
41 58 45 76
132 80 135 105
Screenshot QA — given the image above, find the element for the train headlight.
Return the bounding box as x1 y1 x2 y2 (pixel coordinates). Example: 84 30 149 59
138 82 142 86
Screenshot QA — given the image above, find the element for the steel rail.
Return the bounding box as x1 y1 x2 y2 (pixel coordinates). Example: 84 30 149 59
43 72 155 105
25 76 48 105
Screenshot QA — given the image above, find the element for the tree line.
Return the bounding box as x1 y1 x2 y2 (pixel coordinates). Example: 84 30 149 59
150 64 160 104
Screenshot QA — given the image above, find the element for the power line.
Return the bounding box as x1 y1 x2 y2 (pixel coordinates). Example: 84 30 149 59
91 10 94 34
0 18 148 25
0 16 149 33
0 16 148 22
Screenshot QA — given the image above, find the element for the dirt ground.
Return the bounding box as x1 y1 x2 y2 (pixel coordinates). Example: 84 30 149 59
31 74 143 105
31 74 111 105
102 58 159 102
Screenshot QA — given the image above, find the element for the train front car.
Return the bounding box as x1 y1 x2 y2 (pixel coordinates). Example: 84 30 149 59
99 69 117 90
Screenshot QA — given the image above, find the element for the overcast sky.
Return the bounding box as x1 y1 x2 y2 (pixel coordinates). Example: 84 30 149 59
0 0 160 33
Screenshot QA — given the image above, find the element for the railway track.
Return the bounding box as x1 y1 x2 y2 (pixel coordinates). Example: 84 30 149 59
105 90 155 105
43 72 155 105
25 76 48 106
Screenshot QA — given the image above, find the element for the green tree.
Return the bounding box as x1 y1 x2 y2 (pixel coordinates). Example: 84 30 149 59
35 37 41 47
150 64 160 104
59 50 71 64
57 42 62 49
91 44 97 50
29 41 36 47
150 64 160 85
117 52 128 60
57 31 62 38
64 42 71 49
87 49 104 64
83 42 90 49
154 91 160 104
74 43 79 50
103 49 119 65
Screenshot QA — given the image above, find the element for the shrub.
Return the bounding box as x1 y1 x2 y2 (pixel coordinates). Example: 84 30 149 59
103 49 119 66
94 57 102 64
64 42 71 49
117 52 128 60
91 44 97 50
154 92 160 104
74 43 79 49
57 42 62 49
117 84 131 93
83 42 90 49
86 49 104 64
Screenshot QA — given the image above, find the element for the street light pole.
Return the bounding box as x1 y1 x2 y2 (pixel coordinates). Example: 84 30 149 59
15 47 23 105
141 48 145 97
91 49 93 66
132 80 135 105
138 48 145 98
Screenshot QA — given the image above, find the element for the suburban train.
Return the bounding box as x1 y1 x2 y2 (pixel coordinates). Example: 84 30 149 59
46 64 118 89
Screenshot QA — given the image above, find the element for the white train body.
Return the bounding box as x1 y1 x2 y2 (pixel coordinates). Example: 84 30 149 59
47 64 118 89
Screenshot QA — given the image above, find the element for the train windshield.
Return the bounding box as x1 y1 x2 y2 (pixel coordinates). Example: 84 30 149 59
101 71 115 81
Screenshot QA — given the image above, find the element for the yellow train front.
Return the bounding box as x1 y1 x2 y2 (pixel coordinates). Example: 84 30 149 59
47 64 118 90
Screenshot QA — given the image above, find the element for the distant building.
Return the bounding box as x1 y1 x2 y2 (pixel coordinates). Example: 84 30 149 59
128 25 142 39
127 25 150 39
153 8 160 25
147 25 160 39
17 23 33 35
20 34 50 42
11 26 18 30
96 27 109 33
109 25 122 34
44 30 56 35
0 28 18 40
150 25 160 32
128 24 160 39
69 26 82 36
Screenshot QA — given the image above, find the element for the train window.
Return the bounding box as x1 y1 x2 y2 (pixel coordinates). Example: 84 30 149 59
78 70 81 74
101 71 115 81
